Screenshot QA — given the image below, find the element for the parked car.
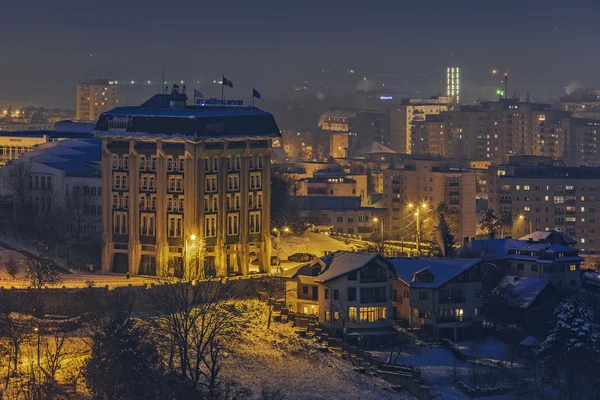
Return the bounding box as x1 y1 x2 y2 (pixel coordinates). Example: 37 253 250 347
287 253 317 262
270 256 281 266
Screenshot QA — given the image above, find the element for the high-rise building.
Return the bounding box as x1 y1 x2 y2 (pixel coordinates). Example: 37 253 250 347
77 79 118 122
388 97 452 154
93 90 280 277
488 155 600 249
447 67 460 104
382 159 477 242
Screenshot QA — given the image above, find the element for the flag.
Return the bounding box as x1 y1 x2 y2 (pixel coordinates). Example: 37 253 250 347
222 76 234 88
194 89 204 99
252 87 261 99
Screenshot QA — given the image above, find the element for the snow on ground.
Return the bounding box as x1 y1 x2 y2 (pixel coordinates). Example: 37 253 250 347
430 385 516 400
454 337 521 364
273 231 358 261
220 300 413 400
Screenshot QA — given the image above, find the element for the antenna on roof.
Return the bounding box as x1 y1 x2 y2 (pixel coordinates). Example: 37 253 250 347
162 64 165 95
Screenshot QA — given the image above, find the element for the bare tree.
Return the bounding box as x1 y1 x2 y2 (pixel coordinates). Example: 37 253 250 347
23 258 63 289
39 330 69 383
0 291 35 376
184 237 206 282
63 185 93 256
257 276 286 329
149 279 245 394
4 163 32 237
5 254 18 278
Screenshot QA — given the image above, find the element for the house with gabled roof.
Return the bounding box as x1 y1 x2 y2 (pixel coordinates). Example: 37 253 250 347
389 257 485 341
282 251 397 347
464 230 583 291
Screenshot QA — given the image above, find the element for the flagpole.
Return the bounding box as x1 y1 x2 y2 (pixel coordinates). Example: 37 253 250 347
252 88 255 108
221 76 224 108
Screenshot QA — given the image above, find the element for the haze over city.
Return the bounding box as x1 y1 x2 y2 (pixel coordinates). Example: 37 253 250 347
3 0 600 107
1 1 600 399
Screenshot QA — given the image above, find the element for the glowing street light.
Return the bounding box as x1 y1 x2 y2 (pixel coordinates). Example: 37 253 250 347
518 215 532 233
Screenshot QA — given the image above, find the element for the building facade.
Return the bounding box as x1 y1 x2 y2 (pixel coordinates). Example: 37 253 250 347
488 155 600 249
77 79 118 122
94 92 280 277
382 159 477 242
390 258 484 341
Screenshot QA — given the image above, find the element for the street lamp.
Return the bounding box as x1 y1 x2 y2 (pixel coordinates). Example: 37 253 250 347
372 217 384 245
184 234 199 280
518 215 532 234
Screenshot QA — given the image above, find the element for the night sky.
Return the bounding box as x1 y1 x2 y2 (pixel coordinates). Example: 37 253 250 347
2 0 600 108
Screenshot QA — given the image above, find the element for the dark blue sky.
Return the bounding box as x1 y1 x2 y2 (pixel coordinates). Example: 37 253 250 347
2 0 600 107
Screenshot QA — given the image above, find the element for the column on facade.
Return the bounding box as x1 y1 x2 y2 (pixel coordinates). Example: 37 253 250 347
260 148 272 272
238 145 250 276
155 143 170 270
101 141 114 272
128 140 142 275
215 148 228 277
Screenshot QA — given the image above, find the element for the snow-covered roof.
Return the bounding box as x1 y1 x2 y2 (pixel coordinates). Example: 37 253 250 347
313 252 384 283
520 336 539 346
93 105 281 142
280 259 324 279
355 141 396 155
518 231 577 245
496 276 552 308
389 258 482 288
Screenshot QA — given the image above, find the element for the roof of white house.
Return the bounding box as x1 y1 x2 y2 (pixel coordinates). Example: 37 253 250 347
314 252 382 283
518 231 577 245
389 258 481 288
496 276 552 308
355 141 396 155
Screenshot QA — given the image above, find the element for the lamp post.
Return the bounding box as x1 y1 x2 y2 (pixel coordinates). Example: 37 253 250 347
408 203 429 257
372 217 384 254
34 326 40 379
518 215 532 234
184 234 198 280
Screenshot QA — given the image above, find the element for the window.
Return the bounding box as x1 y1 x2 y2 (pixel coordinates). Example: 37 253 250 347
347 287 357 301
570 264 577 271
228 174 240 191
517 263 524 271
531 264 538 272
333 289 339 300
348 271 357 281
474 308 479 317
348 307 357 322
417 309 432 319
168 215 183 237
359 307 386 322
113 212 127 234
250 172 262 189
205 175 217 192
227 213 239 235
325 289 329 300
249 211 261 233
337 217 343 222
140 213 155 236
205 215 217 237
419 291 428 300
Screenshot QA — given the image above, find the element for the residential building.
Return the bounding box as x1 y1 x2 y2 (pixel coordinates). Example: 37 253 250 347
76 78 118 122
283 252 396 346
569 118 600 166
388 97 452 154
382 159 477 242
465 230 583 290
297 168 368 205
0 139 103 240
348 110 390 153
93 89 280 276
0 122 55 132
488 155 600 248
489 276 561 333
295 196 386 237
390 257 484 341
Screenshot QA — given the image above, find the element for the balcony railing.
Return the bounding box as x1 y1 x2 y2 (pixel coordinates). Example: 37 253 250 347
438 297 466 304
437 316 472 323
298 293 318 301
360 297 387 304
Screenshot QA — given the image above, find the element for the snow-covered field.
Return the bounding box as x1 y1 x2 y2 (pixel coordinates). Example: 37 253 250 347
454 337 521 364
273 231 358 261
220 300 413 400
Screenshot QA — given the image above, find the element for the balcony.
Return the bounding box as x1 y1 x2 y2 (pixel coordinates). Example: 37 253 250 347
438 297 466 304
437 316 472 323
360 296 388 304
500 198 512 204
298 293 318 301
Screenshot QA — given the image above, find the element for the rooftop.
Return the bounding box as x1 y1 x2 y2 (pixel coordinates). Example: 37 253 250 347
93 94 280 142
496 276 552 308
389 258 481 288
314 252 383 283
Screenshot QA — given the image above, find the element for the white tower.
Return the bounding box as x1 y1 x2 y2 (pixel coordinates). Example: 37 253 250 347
446 67 460 104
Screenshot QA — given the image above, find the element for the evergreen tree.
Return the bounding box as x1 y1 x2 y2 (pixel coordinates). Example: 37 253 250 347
84 312 160 399
479 209 499 237
537 296 600 399
271 170 306 235
436 213 456 258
